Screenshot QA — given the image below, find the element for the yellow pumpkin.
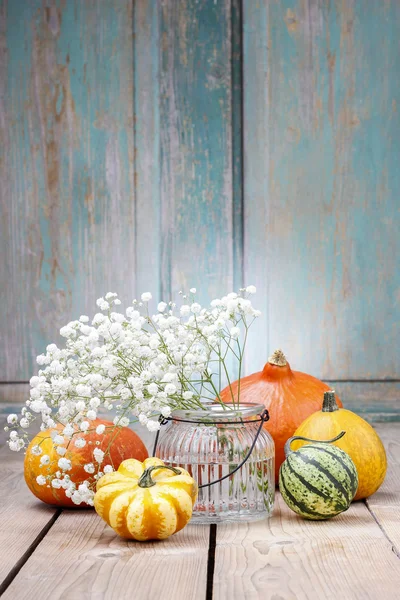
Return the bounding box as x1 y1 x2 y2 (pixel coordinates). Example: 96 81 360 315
94 457 198 540
292 391 387 500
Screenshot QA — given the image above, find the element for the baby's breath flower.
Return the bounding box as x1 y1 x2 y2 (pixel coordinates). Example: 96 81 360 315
58 458 72 471
36 475 47 486
230 327 240 340
6 286 260 505
74 437 86 448
84 463 95 474
93 448 105 464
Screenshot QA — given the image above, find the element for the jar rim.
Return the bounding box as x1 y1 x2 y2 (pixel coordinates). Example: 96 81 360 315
170 402 266 422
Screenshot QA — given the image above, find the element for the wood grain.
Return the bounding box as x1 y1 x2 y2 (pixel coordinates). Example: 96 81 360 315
0 447 57 588
329 381 400 422
366 424 400 555
214 493 400 599
242 0 400 379
2 510 210 600
134 0 161 297
159 0 238 304
0 0 136 380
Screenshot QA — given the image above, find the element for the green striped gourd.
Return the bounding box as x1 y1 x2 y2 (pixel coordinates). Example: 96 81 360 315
279 432 358 520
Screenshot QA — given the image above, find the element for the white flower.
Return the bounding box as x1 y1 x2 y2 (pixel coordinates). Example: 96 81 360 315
230 327 240 339
161 406 171 418
31 445 42 456
53 434 64 445
86 410 97 421
105 292 118 300
141 292 152 302
147 420 161 432
164 383 177 395
9 438 25 451
58 458 72 471
36 475 47 486
63 424 74 438
51 479 62 489
96 424 106 435
138 414 148 425
40 455 50 466
113 416 130 427
80 421 90 432
56 446 67 456
93 448 105 464
84 463 95 474
79 315 89 323
157 302 167 313
30 376 40 388
7 414 18 425
20 418 29 429
190 303 201 314
190 288 197 293
246 285 256 294
103 465 114 474
182 391 194 400
96 297 110 311
74 438 86 448
147 383 158 396
180 305 191 317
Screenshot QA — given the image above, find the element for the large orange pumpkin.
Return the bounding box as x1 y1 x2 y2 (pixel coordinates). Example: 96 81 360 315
24 419 148 507
220 350 342 481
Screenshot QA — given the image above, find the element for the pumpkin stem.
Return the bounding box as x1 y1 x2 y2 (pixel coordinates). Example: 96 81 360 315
268 349 287 367
322 390 339 412
284 431 346 457
138 465 182 488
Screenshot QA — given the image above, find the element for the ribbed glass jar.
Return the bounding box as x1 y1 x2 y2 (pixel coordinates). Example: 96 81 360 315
156 403 275 523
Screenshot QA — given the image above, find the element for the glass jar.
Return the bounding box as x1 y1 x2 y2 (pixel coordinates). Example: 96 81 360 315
156 403 275 524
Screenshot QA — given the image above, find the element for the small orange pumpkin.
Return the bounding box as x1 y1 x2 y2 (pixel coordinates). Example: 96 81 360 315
24 419 148 507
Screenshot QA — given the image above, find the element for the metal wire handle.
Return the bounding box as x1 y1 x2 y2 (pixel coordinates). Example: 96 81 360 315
152 408 270 489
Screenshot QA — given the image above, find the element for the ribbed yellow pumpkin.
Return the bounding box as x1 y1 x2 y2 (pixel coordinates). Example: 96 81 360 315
94 457 198 540
292 391 387 500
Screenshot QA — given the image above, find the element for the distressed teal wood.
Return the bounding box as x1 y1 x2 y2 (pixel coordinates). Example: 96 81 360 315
242 0 400 379
159 0 238 306
0 0 135 380
1 0 399 400
134 0 161 298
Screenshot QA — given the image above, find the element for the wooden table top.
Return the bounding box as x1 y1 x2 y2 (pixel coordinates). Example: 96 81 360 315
0 411 399 599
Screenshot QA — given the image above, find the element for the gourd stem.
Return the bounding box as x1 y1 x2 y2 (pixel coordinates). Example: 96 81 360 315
138 465 182 488
284 431 346 458
322 390 339 412
268 349 287 367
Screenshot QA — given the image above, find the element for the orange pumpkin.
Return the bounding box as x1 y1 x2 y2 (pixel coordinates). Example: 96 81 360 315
24 419 148 507
220 350 342 481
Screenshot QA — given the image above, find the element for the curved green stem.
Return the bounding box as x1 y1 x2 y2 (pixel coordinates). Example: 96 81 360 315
284 431 346 458
138 465 182 488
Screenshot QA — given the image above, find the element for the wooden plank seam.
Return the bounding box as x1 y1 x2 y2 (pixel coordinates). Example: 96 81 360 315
0 509 62 596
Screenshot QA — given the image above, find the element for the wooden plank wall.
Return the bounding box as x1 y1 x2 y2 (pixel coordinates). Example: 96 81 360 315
0 0 399 415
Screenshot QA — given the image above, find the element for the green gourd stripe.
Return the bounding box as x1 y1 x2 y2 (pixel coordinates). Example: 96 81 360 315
285 456 332 501
309 446 357 489
295 452 350 502
279 472 330 519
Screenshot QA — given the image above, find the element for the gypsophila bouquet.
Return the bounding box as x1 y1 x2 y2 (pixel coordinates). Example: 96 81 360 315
5 286 260 504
